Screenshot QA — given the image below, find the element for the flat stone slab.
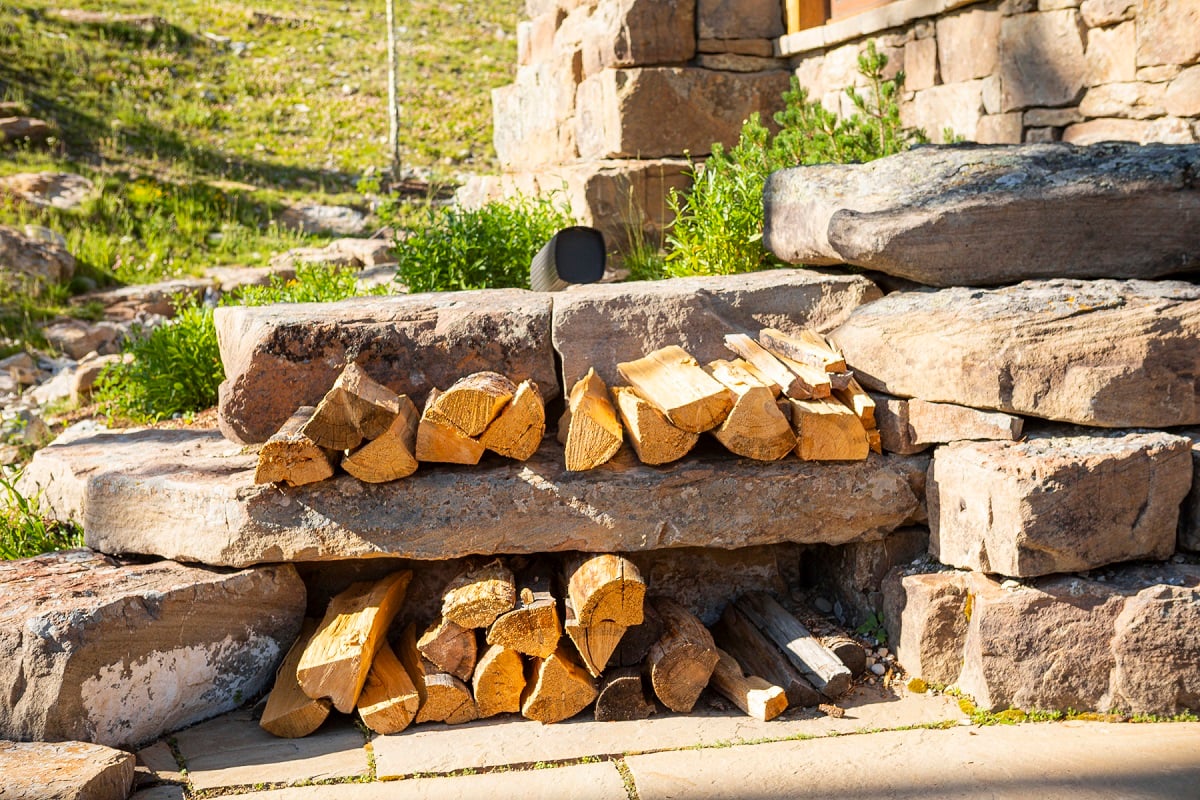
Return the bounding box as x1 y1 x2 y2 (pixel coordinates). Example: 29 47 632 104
929 430 1192 577
1181 430 1200 553
0 740 134 800
763 142 1200 286
831 279 1200 428
26 425 927 567
552 268 880 391
0 549 304 749
215 290 556 444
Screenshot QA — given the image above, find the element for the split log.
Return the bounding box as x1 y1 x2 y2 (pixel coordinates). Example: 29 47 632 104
415 389 486 465
611 385 698 465
711 605 821 708
646 597 719 713
425 371 517 437
341 394 420 482
825 635 868 677
297 570 413 713
832 376 876 430
417 616 477 681
260 619 332 738
254 406 335 487
356 640 420 735
734 592 852 699
772 352 833 399
564 597 626 678
867 428 883 455
710 647 788 722
594 667 656 722
609 602 664 669
564 368 624 471
396 623 479 725
302 362 400 450
441 559 517 629
788 398 870 462
829 371 855 392
565 554 645 628
520 643 598 724
723 333 811 400
478 379 545 460
472 644 527 718
758 328 847 373
487 560 561 659
616 345 733 433
704 360 795 461
729 357 781 397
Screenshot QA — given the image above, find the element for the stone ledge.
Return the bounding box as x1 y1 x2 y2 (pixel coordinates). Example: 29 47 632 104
776 0 983 57
24 424 929 568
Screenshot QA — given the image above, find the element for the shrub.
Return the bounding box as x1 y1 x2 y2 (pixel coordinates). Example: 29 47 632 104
0 468 83 560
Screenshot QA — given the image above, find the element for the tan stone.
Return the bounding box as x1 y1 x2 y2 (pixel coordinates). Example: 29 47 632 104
0 740 134 800
901 80 986 143
697 38 775 57
882 570 969 685
981 73 1003 114
588 0 696 68
695 53 783 71
1181 432 1200 552
929 431 1191 577
1079 81 1166 119
1062 116 1149 142
1024 126 1061 142
1079 0 1135 27
1165 65 1200 118
998 10 1087 111
1136 0 1200 68
936 7 1000 83
1023 106 1083 126
1086 21 1136 84
0 116 51 144
0 171 93 210
871 394 929 456
41 319 123 360
903 37 938 91
1109 578 1200 716
526 10 561 64
70 353 126 404
492 59 580 169
1137 64 1182 82
907 399 1023 445
0 223 75 290
974 112 1023 143
697 0 784 40
1144 116 1199 144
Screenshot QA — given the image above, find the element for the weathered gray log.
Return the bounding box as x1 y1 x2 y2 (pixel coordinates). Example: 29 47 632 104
734 592 852 699
711 604 821 708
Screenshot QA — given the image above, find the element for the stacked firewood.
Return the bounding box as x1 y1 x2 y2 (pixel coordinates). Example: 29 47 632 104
259 555 864 737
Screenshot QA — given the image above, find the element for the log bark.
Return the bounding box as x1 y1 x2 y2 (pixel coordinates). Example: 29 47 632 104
425 371 517 437
788 397 870 461
478 379 545 460
520 643 598 724
397 623 479 725
609 602 663 668
705 360 795 461
564 597 626 678
302 362 401 450
415 388 486 465
565 553 645 628
758 328 847 373
297 570 412 713
486 560 561 659
260 618 332 738
356 640 420 735
417 615 478 681
710 647 788 722
254 406 335 487
646 596 719 713
441 559 517 629
472 644 526 718
825 635 868 677
611 386 698 465
616 345 733 433
711 605 821 708
594 667 656 722
341 394 420 482
734 592 852 699
564 368 624 471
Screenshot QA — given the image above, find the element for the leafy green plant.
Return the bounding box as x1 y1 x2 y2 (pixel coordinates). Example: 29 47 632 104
855 611 888 645
0 468 84 560
233 261 384 307
394 194 575 293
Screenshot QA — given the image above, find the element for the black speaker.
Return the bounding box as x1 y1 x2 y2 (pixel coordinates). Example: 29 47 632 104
529 226 606 292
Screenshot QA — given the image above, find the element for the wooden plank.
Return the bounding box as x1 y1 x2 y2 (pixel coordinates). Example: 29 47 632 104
254 406 335 487
647 597 719 713
302 362 401 450
734 592 852 699
611 386 698 465
425 371 517 437
260 618 332 738
723 334 810 400
478 379 545 460
710 647 788 721
356 640 420 735
341 394 420 483
711 604 821 708
617 345 733 433
758 328 847 373
441 559 517 629
564 368 624 471
788 397 870 462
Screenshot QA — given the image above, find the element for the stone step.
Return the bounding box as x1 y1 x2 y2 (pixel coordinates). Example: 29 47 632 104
762 141 1200 287
23 423 928 569
0 740 134 800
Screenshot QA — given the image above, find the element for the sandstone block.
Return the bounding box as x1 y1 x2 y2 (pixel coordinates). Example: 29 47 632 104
277 204 367 236
24 425 928 567
998 10 1087 111
588 0 695 68
0 116 52 145
807 527 930 627
871 394 928 456
574 67 790 159
901 80 986 143
974 112 1023 144
936 8 1000 84
929 431 1191 577
551 268 880 391
903 37 938 91
1137 64 1182 83
908 399 1022 445
493 60 580 169
698 0 784 40
695 53 783 72
1061 117 1149 143
215 290 555 445
1023 106 1083 126
1180 432 1200 553
0 550 304 748
0 223 75 290
1108 578 1200 715
697 38 775 57
0 740 134 800
1136 0 1200 68
765 143 1200 287
881 570 969 686
1165 66 1200 118
1079 0 1135 26
1079 81 1166 119
1144 116 1198 144
1024 127 1061 143
41 319 124 359
1086 21 1136 85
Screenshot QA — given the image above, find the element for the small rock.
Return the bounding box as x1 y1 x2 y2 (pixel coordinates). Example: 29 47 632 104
0 117 53 146
1001 580 1021 590
818 703 846 718
0 223 76 289
29 368 76 406
813 596 834 614
0 740 135 800
870 663 887 676
41 319 124 360
277 203 367 236
0 172 94 210
876 647 890 658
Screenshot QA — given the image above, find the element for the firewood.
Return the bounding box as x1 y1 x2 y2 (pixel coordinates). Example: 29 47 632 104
520 643 598 724
829 371 855 392
704 360 795 461
711 605 821 708
611 386 698 465
478 379 545 460
734 592 852 699
772 351 833 399
832 376 876 430
486 560 561 659
565 553 645 628
646 597 719 713
729 357 781 397
341 394 420 482
616 345 733 433
788 398 870 461
356 640 420 735
723 334 811 400
564 368 623 471
425 371 517 437
260 619 332 738
441 559 517 629
415 388 486 465
254 406 336 487
867 428 882 454
710 647 788 722
825 635 868 677
472 644 526 718
297 570 412 713
594 667 656 722
417 615 477 681
564 597 626 678
758 328 847 373
606 601 662 669
302 362 400 450
397 623 479 725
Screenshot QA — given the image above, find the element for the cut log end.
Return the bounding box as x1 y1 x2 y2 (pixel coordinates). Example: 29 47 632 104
426 371 518 438
612 386 698 465
441 560 517 629
617 345 733 433
473 644 527 718
479 379 546 460
254 407 335 487
594 667 656 722
356 640 420 735
564 369 624 471
520 644 598 724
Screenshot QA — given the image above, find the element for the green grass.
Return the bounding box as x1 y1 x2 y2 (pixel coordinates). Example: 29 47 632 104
0 467 83 559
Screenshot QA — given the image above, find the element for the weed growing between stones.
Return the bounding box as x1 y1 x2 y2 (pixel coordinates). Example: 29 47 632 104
0 467 82 559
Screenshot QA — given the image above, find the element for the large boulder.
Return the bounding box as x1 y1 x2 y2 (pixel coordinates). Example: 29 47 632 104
0 550 304 749
762 142 1200 286
0 223 75 290
0 740 134 800
881 569 970 687
215 290 556 445
830 279 1200 428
